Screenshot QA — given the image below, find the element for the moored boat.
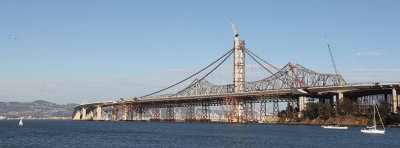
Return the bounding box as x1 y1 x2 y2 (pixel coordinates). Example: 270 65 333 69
321 125 348 129
361 103 385 134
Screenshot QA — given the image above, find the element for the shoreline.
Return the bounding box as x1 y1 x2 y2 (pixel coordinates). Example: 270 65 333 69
1 118 71 120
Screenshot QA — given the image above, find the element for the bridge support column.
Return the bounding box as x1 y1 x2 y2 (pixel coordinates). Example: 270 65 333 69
237 102 244 122
299 96 307 113
243 101 255 122
104 111 110 121
393 88 398 113
123 110 128 121
87 110 94 120
81 107 87 120
222 97 238 122
337 92 344 109
150 104 161 122
260 99 267 122
112 108 117 121
338 93 344 102
72 108 81 120
272 99 279 116
135 107 146 121
174 107 182 120
200 102 210 122
165 106 175 122
95 106 102 121
186 103 196 122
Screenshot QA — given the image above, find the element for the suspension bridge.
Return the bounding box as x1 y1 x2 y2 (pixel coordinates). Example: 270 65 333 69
73 22 400 123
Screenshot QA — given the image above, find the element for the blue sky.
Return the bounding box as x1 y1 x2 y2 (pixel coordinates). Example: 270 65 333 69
0 0 399 104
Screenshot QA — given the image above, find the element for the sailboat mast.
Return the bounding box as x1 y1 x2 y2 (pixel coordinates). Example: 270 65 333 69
375 103 386 130
373 103 376 130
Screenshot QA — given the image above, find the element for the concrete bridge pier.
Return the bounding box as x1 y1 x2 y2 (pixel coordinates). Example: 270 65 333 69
123 109 128 121
338 92 344 102
237 102 244 122
104 111 110 121
86 110 94 120
298 96 307 112
335 92 344 112
111 108 117 121
298 96 307 117
95 106 102 121
81 107 87 120
337 92 344 107
72 108 81 120
393 88 398 113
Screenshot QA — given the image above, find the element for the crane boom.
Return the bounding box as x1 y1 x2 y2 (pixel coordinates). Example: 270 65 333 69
230 19 238 36
325 36 339 76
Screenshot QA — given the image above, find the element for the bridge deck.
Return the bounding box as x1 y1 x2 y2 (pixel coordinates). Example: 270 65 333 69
76 82 400 108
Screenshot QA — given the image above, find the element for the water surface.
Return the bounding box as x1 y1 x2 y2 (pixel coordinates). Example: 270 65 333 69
1 120 399 147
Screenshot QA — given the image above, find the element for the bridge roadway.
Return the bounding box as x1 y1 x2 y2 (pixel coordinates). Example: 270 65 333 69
73 82 400 122
75 82 399 107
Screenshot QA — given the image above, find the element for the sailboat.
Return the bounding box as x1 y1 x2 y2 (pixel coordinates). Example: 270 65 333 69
361 103 385 134
18 118 23 126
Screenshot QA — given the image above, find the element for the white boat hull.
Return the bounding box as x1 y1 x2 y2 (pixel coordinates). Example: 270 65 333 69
361 129 385 134
321 126 348 129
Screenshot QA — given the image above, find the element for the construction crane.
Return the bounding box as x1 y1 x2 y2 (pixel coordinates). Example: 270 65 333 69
230 19 239 37
325 36 339 76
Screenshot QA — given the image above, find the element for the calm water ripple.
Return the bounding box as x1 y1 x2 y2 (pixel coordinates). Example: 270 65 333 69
1 120 399 147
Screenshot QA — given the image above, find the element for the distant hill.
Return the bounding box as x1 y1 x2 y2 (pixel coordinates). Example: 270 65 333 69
0 100 78 119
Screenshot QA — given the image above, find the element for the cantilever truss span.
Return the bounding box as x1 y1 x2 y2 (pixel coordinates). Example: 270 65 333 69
173 63 346 97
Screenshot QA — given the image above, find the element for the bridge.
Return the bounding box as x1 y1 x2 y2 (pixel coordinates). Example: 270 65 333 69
73 22 400 123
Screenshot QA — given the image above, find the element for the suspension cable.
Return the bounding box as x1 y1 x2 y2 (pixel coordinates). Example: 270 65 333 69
245 48 300 88
139 48 234 98
174 50 234 96
244 50 296 89
245 48 282 71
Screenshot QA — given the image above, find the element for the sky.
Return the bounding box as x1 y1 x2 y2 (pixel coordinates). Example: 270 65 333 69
0 0 399 104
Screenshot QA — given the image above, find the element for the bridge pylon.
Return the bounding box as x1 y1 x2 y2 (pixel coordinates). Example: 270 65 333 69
231 20 245 93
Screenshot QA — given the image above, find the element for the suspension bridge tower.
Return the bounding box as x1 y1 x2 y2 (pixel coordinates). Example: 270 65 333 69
231 20 245 93
231 20 246 122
